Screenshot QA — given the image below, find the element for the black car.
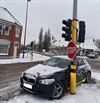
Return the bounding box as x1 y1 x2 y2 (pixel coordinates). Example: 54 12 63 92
20 56 91 99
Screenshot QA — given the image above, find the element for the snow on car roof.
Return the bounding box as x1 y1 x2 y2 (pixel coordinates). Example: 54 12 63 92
0 6 21 26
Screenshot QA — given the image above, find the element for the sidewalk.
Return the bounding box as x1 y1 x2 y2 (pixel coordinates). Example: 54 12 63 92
0 53 50 64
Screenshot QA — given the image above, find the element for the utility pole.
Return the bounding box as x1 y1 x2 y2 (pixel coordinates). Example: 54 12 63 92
62 0 86 94
23 0 31 58
70 0 78 94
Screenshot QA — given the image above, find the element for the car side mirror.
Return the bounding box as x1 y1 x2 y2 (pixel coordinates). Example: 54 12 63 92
43 61 46 65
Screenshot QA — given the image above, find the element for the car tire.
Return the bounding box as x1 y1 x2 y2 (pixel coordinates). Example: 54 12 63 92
85 72 91 83
51 81 65 99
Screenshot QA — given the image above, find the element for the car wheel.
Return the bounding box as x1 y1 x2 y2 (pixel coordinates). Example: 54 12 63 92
51 81 65 99
86 72 91 83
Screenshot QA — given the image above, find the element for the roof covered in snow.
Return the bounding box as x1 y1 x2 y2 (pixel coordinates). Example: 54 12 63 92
0 6 21 26
79 38 98 50
52 39 69 47
52 38 98 50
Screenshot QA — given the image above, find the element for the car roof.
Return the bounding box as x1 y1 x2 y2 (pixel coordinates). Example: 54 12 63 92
53 55 85 60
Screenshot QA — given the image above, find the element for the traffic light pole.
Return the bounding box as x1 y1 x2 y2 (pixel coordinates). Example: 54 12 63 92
70 0 77 94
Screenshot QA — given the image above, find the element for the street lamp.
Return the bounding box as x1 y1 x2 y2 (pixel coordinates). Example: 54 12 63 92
23 0 31 58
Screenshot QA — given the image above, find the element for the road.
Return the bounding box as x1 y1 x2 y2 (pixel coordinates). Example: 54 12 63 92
0 59 100 100
0 61 43 89
87 58 100 72
0 58 100 102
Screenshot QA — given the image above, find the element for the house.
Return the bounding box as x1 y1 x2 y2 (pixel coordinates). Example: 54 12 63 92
51 40 68 55
51 38 98 56
0 6 22 58
79 38 98 55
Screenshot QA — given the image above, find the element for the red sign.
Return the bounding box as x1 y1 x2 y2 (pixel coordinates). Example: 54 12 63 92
67 41 77 60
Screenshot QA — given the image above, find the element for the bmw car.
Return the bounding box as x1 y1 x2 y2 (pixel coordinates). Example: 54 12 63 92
20 56 91 99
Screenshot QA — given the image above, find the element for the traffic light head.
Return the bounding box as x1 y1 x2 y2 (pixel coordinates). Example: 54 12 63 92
62 19 72 27
78 21 86 43
62 27 72 34
62 19 72 41
62 33 71 41
30 41 33 47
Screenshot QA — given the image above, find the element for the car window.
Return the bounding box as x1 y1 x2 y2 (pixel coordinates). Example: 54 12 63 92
74 58 79 66
45 57 70 68
78 58 85 66
59 58 70 68
74 58 85 67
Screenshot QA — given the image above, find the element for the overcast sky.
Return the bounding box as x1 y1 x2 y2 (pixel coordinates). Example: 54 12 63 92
0 0 100 44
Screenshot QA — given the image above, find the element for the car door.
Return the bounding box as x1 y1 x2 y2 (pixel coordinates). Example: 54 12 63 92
74 58 80 83
76 58 86 82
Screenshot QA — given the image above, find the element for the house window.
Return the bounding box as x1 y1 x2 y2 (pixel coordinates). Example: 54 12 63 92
4 24 10 35
0 45 8 55
0 24 3 35
15 27 21 38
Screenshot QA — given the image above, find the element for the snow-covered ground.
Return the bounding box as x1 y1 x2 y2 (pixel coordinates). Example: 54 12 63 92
0 53 50 64
92 72 100 81
1 72 100 103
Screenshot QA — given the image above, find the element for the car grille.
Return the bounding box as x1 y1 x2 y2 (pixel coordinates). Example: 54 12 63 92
23 74 36 85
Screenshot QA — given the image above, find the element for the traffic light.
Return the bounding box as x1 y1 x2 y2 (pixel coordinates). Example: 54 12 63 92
62 19 72 41
30 41 33 47
78 21 86 43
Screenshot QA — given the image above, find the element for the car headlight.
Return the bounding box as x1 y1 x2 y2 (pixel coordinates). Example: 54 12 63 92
39 79 55 85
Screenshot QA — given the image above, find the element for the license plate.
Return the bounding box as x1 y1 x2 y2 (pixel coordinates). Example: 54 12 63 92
23 83 32 89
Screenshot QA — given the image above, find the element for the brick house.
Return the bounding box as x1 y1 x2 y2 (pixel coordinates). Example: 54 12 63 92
0 6 22 58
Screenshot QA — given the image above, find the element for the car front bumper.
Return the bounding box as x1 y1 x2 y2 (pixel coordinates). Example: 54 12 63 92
20 77 54 98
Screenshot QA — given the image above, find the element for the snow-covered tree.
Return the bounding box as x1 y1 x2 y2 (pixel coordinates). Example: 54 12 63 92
43 32 48 51
47 29 51 50
43 29 51 52
95 39 100 49
38 27 43 52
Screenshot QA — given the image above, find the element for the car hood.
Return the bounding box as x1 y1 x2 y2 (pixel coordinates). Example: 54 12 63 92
25 64 64 77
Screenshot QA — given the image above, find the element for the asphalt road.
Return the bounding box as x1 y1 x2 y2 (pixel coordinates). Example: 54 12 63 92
0 58 100 90
0 61 43 89
87 58 100 72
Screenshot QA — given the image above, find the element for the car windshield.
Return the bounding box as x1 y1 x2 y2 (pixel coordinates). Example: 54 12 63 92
89 52 95 54
44 57 70 68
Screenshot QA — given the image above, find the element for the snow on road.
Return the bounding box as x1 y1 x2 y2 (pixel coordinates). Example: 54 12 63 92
0 53 50 64
2 83 100 103
92 72 100 81
1 72 100 103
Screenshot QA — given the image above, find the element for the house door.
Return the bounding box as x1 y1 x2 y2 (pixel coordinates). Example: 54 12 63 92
14 46 17 58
